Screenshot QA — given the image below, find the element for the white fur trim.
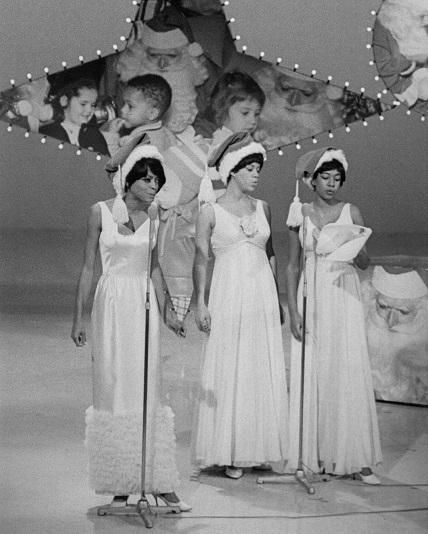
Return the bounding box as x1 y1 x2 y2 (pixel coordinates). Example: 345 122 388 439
372 266 428 299
85 406 179 495
218 142 266 183
315 149 348 173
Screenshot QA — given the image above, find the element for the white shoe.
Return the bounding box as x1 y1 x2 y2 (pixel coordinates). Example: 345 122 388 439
156 492 192 512
110 495 129 507
353 472 381 485
225 466 244 479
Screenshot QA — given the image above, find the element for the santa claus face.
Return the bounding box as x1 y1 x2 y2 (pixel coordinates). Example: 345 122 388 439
144 46 184 72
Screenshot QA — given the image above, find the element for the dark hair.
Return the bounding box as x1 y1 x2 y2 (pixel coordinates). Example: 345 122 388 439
313 159 346 186
228 153 264 182
124 157 166 192
209 71 266 127
126 74 172 120
51 78 98 120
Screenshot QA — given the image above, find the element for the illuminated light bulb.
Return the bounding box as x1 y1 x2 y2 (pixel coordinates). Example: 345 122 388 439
6 124 13 132
242 45 247 53
344 81 350 89
120 35 126 42
366 44 372 49
132 0 139 4
10 79 15 87
58 143 64 150
421 115 426 122
79 55 84 63
370 10 377 15
326 75 333 84
293 63 299 71
228 17 235 23
311 70 317 77
312 136 317 144
377 93 382 99
125 17 132 23
223 1 230 6
393 100 401 106
259 51 265 60
345 125 351 133
96 50 102 57
41 136 47 144
113 44 119 52
374 75 380 81
328 130 334 138
379 115 384 121
276 57 282 65
96 153 102 161
278 148 284 156
363 120 368 126
235 35 241 41
24 130 30 138
62 61 67 69
406 109 411 115
43 66 49 74
382 88 388 94
26 73 32 81
76 148 82 155
369 60 374 66
367 27 372 32
295 143 301 150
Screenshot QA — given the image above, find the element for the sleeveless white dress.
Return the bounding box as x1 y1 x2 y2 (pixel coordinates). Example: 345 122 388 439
288 203 382 475
85 201 179 495
194 200 288 468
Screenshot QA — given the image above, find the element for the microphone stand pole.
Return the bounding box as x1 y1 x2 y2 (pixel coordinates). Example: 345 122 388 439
257 213 315 494
97 203 180 528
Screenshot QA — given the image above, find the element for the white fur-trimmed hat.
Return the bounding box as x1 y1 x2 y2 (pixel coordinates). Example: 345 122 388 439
112 144 164 224
296 146 348 190
142 23 189 49
372 265 428 299
207 132 266 184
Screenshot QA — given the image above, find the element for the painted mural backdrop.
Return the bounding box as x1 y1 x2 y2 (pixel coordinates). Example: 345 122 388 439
0 0 385 156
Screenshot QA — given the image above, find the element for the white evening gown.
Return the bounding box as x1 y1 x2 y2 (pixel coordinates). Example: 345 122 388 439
288 203 382 475
194 200 288 468
85 201 179 495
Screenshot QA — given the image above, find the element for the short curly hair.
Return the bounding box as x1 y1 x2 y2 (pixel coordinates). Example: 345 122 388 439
126 74 172 120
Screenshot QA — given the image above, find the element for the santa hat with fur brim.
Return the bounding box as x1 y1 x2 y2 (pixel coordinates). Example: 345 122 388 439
207 132 266 185
111 144 164 224
142 6 203 56
372 265 428 299
286 147 348 227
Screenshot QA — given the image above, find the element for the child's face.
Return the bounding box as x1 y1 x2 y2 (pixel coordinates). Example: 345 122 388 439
223 98 261 134
120 88 158 129
63 88 97 126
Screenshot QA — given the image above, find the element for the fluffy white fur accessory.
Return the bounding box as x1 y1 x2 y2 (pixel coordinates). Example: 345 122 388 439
372 266 428 299
112 144 164 224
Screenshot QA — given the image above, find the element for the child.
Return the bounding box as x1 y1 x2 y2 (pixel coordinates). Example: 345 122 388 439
199 70 266 202
39 78 109 155
104 74 177 170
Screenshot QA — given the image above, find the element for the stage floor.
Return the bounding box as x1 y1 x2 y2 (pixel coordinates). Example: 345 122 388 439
1 229 428 533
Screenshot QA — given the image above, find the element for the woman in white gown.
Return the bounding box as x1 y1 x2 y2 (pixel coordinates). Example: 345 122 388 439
193 132 288 480
71 144 190 510
286 147 382 484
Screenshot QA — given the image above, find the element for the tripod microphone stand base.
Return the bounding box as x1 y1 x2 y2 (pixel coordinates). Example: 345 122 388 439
97 496 181 529
257 469 315 495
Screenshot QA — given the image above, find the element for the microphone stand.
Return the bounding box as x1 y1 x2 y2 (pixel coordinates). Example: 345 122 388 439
97 202 180 528
257 213 315 495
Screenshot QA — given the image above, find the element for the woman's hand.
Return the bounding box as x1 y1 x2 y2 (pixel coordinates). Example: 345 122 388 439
290 311 303 341
164 303 186 337
71 321 87 347
195 303 211 334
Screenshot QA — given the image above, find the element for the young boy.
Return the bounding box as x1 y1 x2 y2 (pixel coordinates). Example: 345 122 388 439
104 74 177 171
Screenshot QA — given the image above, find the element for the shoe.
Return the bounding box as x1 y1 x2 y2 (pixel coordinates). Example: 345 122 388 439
353 472 381 485
225 466 244 479
252 463 272 472
110 495 129 507
156 492 192 512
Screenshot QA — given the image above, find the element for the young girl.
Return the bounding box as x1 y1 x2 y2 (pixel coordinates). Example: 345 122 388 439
193 132 288 479
71 144 190 510
286 147 382 484
199 71 266 202
40 78 109 155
